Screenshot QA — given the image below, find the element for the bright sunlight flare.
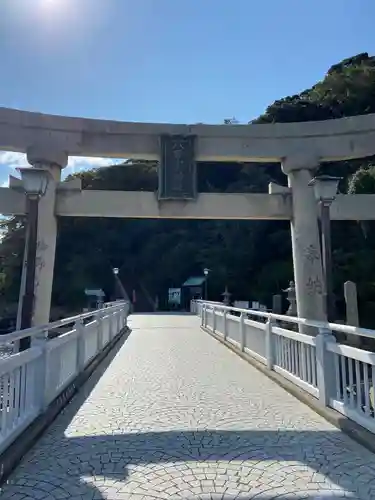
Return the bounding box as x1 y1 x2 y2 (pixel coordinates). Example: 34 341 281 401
41 0 61 8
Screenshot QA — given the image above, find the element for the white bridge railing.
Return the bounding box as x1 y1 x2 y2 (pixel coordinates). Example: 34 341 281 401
192 300 375 434
0 301 130 455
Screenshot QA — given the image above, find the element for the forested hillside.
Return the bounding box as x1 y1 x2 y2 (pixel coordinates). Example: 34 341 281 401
2 53 375 324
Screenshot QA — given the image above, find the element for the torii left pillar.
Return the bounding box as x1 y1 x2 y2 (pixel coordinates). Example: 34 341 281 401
25 146 68 326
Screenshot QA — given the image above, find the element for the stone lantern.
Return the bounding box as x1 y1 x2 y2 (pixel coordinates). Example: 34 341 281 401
283 281 297 316
222 286 231 306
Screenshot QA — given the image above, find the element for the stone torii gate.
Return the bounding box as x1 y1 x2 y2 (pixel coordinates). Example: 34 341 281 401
2 107 375 326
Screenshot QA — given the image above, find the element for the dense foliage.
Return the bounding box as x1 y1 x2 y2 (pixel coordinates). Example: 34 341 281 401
2 53 375 324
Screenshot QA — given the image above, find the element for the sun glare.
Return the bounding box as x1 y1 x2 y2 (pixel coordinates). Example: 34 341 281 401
38 0 73 22
42 0 58 7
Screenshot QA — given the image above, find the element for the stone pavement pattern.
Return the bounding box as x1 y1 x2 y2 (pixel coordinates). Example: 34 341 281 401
2 314 375 500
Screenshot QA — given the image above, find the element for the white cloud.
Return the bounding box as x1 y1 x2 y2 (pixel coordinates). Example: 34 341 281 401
0 151 125 185
0 165 15 188
0 151 26 168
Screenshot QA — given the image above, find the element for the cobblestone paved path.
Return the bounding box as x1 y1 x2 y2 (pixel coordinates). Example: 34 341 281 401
2 313 375 499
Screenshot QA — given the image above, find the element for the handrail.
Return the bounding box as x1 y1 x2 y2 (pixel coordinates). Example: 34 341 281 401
195 300 375 340
0 298 130 458
102 300 125 308
194 300 375 434
0 301 128 344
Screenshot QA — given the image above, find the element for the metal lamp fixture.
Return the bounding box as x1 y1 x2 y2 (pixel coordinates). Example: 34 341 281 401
16 167 51 351
308 175 342 205
112 268 125 303
17 167 50 198
203 268 210 300
309 174 342 322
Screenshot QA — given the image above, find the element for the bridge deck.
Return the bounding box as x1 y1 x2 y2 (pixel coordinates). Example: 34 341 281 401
2 314 375 500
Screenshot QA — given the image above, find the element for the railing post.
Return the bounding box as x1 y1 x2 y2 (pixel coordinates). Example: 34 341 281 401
123 303 129 329
213 307 217 332
121 305 125 328
105 312 111 341
119 307 124 331
201 304 205 326
223 310 227 340
265 317 275 370
113 310 119 338
75 318 86 372
107 311 113 340
113 310 118 338
110 310 117 339
96 310 104 352
122 306 126 330
117 309 121 333
316 327 337 407
32 328 49 412
240 312 245 351
120 306 124 330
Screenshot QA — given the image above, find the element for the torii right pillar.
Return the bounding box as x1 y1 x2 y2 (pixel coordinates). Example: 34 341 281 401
282 156 326 325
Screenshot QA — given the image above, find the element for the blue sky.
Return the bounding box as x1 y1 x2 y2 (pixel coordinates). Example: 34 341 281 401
1 0 375 186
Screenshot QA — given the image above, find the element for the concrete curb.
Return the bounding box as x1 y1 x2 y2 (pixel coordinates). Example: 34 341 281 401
202 325 375 455
0 326 131 486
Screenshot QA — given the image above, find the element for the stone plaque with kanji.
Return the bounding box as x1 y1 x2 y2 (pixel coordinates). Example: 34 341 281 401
158 134 197 200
